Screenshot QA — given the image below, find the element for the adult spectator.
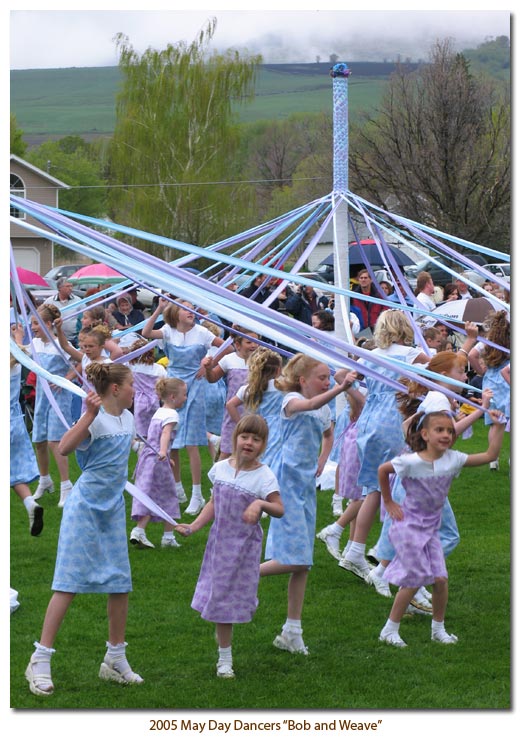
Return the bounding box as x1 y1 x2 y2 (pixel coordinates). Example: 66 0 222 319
285 284 327 325
112 294 145 330
350 268 386 330
442 283 460 302
43 278 82 345
414 271 437 311
455 277 473 300
242 275 281 312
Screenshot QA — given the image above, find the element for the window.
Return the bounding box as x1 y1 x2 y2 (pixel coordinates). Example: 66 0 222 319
10 174 26 218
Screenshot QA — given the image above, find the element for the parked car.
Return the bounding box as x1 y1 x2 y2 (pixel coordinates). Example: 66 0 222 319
44 264 85 289
460 262 510 288
403 257 460 290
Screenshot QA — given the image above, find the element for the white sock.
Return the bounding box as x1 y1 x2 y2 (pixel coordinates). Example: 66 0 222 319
218 646 232 662
24 497 36 511
344 540 352 554
331 522 344 536
175 481 185 493
382 619 399 634
348 542 366 560
32 641 55 677
105 641 132 674
283 618 302 633
162 531 174 540
373 563 386 578
60 480 72 491
191 484 202 497
431 620 445 634
39 474 52 485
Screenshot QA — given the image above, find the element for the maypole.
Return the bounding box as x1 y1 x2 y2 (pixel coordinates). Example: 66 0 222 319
330 62 353 346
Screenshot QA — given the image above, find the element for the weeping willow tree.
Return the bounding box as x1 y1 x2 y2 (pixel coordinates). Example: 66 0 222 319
109 19 261 258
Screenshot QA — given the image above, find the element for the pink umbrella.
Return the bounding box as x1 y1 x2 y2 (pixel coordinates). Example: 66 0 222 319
69 263 125 285
13 266 50 287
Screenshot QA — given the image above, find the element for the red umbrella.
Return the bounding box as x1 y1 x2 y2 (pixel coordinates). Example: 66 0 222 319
13 266 50 287
69 263 125 285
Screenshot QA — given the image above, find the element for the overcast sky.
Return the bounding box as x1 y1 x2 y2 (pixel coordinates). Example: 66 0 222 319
9 4 511 70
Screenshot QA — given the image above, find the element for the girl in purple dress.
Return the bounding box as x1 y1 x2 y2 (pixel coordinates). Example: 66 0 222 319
202 326 259 460
177 415 283 679
377 393 505 648
127 338 167 440
129 378 187 550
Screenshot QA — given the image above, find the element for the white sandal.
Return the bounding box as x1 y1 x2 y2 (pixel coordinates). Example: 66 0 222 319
431 630 458 644
99 658 144 684
25 656 54 696
379 630 407 648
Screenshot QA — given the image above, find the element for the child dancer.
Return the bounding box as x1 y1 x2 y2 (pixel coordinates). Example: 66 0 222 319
377 393 505 648
10 331 43 535
480 310 510 470
29 304 74 507
315 381 367 560
129 378 187 549
78 306 123 359
142 297 224 514
203 326 259 460
25 363 142 696
201 320 227 460
177 415 283 679
339 310 429 581
259 355 356 655
226 347 283 468
369 350 495 604
126 337 167 442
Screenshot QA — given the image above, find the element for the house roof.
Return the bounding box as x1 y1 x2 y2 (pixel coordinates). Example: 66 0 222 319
10 154 71 189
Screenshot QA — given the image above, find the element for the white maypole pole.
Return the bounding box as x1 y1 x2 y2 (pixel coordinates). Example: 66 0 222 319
330 62 353 349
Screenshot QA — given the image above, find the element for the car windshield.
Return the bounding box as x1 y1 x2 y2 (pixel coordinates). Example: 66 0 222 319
489 263 510 276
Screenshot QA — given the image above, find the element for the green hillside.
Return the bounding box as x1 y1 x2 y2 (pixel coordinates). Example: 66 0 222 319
10 63 391 143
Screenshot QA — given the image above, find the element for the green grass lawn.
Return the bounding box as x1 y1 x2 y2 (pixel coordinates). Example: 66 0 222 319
10 421 510 712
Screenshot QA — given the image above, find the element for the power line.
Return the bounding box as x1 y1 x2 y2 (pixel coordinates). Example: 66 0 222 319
14 175 331 191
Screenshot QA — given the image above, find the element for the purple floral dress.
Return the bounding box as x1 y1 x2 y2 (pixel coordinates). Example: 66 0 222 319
383 449 468 588
131 407 180 522
337 420 363 500
192 460 279 623
218 353 248 455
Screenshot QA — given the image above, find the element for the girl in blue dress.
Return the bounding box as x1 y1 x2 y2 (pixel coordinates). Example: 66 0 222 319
481 310 510 469
29 304 74 506
259 354 355 655
226 347 283 468
25 362 143 697
339 310 429 581
142 297 225 515
10 328 43 536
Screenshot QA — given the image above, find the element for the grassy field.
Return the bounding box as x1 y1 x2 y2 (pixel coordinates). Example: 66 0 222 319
10 419 510 717
10 64 387 142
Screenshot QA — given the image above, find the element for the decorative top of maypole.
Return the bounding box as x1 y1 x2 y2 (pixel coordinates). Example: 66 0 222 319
330 62 351 78
330 62 350 193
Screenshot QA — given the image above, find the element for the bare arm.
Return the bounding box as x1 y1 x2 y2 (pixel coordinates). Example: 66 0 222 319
316 425 334 478
58 391 102 456
158 422 174 460
285 370 357 417
54 318 83 362
464 420 505 467
202 355 225 383
176 498 215 536
141 298 167 340
378 460 403 520
242 490 284 524
226 394 243 424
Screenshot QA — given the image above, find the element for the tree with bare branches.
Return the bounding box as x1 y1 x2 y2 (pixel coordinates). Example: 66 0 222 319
349 40 510 250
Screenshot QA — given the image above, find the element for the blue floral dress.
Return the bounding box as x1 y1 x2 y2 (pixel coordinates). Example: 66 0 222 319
160 324 214 448
10 364 39 486
355 344 422 493
52 408 134 594
31 337 73 443
265 393 331 566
